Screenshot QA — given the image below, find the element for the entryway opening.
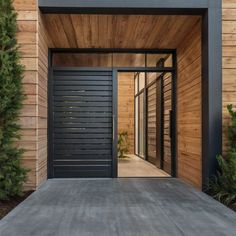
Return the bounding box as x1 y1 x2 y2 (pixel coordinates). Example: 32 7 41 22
118 68 175 177
43 13 204 188
50 50 176 178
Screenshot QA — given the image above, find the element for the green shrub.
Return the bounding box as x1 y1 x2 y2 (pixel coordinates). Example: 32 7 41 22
0 0 28 200
209 105 236 207
117 131 129 159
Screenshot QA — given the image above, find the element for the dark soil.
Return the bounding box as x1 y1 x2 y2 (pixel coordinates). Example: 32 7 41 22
0 191 33 220
229 204 236 212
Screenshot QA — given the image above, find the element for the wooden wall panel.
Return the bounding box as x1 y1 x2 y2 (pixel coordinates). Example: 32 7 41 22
14 0 38 190
222 0 236 152
14 1 53 189
163 73 172 175
118 73 135 154
36 12 53 187
177 19 202 188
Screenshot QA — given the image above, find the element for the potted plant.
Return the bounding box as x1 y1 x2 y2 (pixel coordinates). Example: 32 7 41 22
117 131 129 159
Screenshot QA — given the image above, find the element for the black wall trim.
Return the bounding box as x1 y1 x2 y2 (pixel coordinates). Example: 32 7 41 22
202 0 222 188
39 0 208 14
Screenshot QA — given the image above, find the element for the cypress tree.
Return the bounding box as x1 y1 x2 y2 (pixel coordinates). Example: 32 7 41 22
0 0 28 200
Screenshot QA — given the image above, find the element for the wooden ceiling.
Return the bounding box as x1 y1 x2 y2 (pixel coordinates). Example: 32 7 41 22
43 14 201 49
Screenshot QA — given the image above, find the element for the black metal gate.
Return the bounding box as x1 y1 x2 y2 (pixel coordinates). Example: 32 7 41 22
48 69 115 178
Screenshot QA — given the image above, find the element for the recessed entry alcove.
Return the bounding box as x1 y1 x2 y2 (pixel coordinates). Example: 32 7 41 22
17 0 222 191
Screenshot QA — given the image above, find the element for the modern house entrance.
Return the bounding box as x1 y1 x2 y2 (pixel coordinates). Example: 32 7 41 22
13 0 222 190
49 50 176 179
40 9 218 189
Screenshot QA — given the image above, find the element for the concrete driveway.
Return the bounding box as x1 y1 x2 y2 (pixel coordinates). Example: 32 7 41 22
0 178 235 236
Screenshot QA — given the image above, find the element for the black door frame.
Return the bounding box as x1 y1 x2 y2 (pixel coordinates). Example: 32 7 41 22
48 49 177 179
43 0 222 188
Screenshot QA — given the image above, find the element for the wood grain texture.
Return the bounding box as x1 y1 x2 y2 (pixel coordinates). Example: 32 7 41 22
36 12 53 187
15 0 53 189
43 14 201 49
177 19 202 188
15 0 38 190
222 0 236 153
118 73 135 154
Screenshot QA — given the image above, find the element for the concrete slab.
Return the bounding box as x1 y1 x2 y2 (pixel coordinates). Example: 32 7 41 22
0 179 235 236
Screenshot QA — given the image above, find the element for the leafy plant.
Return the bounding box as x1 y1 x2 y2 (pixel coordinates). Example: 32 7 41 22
208 104 236 207
117 131 129 159
0 0 28 200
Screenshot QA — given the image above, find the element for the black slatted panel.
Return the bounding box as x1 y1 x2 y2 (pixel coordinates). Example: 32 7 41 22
51 70 113 178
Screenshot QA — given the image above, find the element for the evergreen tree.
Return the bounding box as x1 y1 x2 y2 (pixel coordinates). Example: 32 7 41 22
0 0 28 200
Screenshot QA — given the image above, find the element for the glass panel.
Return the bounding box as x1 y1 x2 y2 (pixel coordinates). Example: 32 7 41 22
113 53 145 67
139 93 145 158
147 54 173 67
139 73 145 91
164 54 173 67
53 53 112 67
135 97 139 155
147 72 162 85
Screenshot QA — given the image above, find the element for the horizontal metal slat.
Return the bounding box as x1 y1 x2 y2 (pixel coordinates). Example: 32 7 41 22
54 101 112 107
54 112 112 118
53 138 111 144
53 106 112 112
54 117 112 123
53 123 112 128
54 90 112 96
53 128 112 134
54 143 111 150
54 80 112 86
54 85 112 91
54 96 111 102
54 133 112 139
54 150 112 155
54 154 112 160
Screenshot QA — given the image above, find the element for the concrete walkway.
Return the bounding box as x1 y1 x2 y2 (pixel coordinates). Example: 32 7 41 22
0 179 235 236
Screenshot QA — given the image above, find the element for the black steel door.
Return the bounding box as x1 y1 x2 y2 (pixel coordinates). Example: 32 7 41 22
49 69 114 178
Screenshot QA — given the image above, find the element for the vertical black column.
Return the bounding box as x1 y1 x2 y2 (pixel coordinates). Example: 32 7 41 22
202 0 222 188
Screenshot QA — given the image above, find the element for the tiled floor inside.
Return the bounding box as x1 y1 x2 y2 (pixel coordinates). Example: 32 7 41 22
118 154 170 177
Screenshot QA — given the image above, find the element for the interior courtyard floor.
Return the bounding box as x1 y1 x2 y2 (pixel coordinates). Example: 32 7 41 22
118 154 170 177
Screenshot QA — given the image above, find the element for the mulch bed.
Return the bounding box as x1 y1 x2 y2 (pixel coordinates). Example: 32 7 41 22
229 204 236 212
0 191 33 220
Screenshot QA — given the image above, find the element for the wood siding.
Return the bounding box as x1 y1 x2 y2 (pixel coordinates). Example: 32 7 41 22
222 0 236 152
177 19 202 188
163 73 172 175
14 0 52 189
14 0 38 190
118 73 135 154
37 12 53 186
